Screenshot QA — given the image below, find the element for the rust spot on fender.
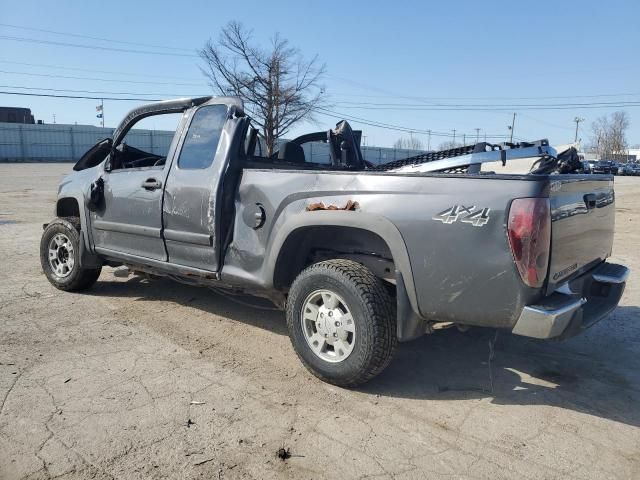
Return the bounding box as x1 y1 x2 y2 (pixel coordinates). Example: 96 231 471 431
306 200 359 211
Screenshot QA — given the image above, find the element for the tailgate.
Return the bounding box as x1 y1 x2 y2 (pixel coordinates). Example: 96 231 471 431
547 176 615 292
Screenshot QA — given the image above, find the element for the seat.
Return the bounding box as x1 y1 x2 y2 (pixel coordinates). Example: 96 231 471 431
277 142 306 164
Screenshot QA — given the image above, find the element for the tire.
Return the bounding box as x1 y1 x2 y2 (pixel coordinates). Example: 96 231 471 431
40 218 101 291
286 259 397 387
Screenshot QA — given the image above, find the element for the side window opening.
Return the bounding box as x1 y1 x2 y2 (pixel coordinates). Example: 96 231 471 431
275 133 334 167
112 112 182 170
241 121 363 171
299 139 332 165
178 105 228 169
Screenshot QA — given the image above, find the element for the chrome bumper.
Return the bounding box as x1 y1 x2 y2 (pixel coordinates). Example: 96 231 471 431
512 262 629 339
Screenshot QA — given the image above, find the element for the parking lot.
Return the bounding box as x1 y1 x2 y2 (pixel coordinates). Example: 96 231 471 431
1 163 639 479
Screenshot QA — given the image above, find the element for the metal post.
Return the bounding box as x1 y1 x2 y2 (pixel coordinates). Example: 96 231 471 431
69 127 75 161
574 117 584 143
509 113 516 143
462 134 466 146
475 128 480 143
452 129 456 145
101 99 104 128
18 124 26 162
149 130 154 154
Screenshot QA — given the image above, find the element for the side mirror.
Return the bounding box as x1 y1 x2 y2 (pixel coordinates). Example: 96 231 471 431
104 153 114 172
106 145 122 171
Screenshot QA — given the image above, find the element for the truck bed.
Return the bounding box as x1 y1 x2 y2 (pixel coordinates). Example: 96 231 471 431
223 168 616 334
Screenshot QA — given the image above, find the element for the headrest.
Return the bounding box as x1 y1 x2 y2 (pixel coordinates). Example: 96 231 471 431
277 142 305 164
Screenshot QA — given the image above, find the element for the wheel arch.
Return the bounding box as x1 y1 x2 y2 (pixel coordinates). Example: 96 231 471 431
265 211 421 318
54 194 99 267
56 197 81 218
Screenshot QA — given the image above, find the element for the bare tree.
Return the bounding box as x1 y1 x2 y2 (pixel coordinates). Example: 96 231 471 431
393 136 424 150
200 21 326 155
437 140 462 150
591 111 630 160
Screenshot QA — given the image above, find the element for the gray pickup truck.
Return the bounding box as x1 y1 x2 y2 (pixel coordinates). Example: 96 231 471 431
40 96 629 386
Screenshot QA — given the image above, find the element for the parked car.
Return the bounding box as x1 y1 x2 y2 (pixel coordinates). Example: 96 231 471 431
621 163 640 176
581 160 592 173
39 96 629 386
592 160 617 174
611 162 624 175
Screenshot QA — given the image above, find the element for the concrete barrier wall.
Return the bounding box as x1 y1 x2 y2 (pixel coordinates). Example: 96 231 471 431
0 122 424 166
0 122 175 162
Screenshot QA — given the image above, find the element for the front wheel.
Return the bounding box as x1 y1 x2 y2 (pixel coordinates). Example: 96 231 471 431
286 259 397 387
40 218 101 291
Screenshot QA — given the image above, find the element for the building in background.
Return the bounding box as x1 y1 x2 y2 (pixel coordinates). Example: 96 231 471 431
626 148 640 162
0 107 36 124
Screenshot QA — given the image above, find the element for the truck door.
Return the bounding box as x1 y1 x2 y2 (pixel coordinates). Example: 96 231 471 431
162 103 229 271
90 111 185 261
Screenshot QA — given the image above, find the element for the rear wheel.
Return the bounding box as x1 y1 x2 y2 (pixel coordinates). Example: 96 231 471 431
40 218 101 291
286 259 397 387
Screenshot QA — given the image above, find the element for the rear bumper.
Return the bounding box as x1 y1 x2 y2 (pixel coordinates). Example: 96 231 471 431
512 262 629 339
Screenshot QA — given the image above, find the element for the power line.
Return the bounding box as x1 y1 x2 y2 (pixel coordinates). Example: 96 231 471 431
0 25 635 108
0 89 541 142
330 91 640 101
3 59 635 105
0 23 194 52
0 90 511 139
314 107 513 139
517 112 575 131
0 85 204 98
333 99 640 109
314 106 453 136
0 35 199 57
4 62 631 112
331 102 640 111
0 69 206 86
0 90 162 102
326 75 640 110
0 59 205 82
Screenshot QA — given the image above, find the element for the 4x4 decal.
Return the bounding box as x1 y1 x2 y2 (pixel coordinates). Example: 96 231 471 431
433 205 491 227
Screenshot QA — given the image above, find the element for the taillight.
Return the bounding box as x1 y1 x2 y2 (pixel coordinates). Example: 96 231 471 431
507 198 551 288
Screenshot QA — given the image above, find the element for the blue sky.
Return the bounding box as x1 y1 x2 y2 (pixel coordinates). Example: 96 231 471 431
1 0 639 148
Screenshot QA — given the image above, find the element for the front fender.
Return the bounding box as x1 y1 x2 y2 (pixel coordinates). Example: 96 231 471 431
56 166 101 255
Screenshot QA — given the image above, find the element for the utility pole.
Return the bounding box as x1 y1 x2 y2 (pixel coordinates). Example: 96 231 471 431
462 133 466 146
101 99 105 128
573 117 584 143
452 129 456 145
475 128 480 143
427 130 431 151
53 114 56 124
508 113 516 143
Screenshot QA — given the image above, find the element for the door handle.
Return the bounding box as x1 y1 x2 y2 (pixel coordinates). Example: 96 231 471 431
141 178 162 190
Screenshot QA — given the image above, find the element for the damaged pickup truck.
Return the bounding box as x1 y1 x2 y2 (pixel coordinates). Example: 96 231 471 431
40 96 629 386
